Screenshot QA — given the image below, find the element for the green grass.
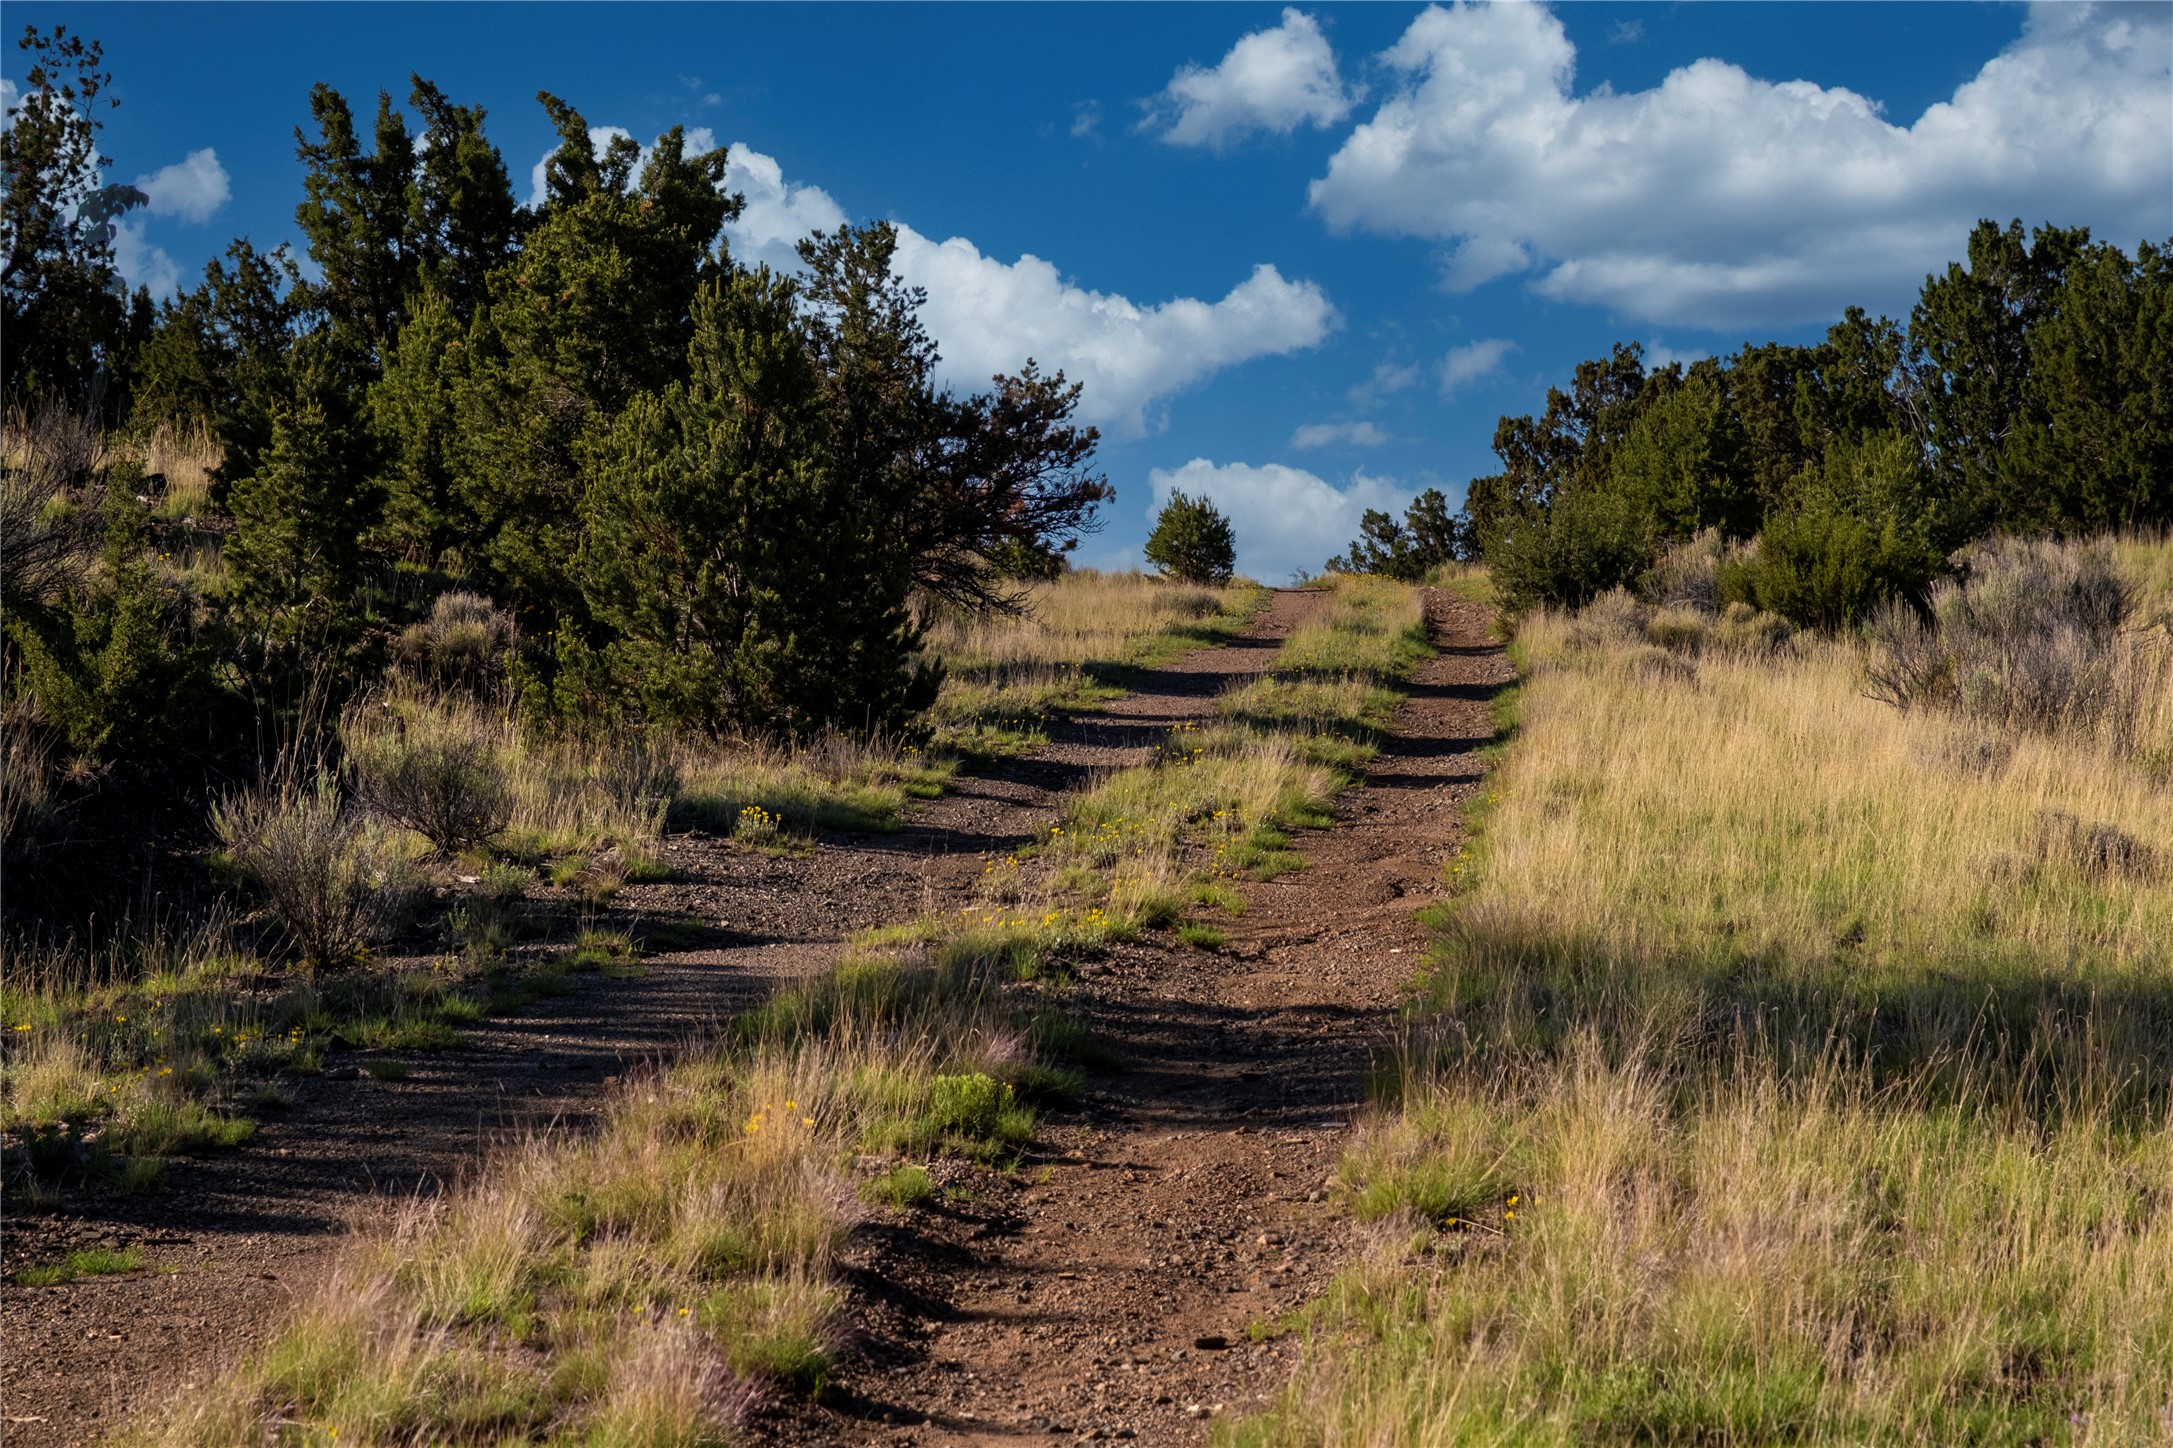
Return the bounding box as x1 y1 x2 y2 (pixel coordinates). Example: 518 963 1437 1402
12 1245 144 1287
1175 922 1226 951
861 1162 937 1209
363 1059 411 1082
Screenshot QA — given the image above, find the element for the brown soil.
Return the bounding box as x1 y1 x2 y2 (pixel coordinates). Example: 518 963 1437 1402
0 587 1508 1445
761 590 1511 1444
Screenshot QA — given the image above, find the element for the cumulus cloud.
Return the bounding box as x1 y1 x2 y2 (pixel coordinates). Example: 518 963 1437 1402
112 219 181 296
894 228 1338 437
1151 8 1356 149
721 145 848 273
1291 420 1388 449
1148 458 1413 581
134 148 231 223
1440 337 1517 397
1311 1 2173 327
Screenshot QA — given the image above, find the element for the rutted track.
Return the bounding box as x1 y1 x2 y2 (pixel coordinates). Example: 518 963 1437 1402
771 590 1512 1444
0 591 1327 1446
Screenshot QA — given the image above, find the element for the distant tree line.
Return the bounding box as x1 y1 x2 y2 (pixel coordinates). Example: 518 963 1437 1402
2 26 1112 781
1334 220 2171 624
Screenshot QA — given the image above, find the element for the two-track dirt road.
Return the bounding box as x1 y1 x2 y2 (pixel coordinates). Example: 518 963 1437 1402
0 587 1509 1446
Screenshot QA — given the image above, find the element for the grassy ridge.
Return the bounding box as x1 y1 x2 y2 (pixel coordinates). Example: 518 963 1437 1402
1233 550 2173 1446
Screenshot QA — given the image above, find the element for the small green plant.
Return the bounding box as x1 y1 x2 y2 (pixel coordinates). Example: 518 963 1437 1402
733 803 782 849
1175 921 1226 951
862 1162 936 1209
13 1245 143 1287
363 1059 410 1082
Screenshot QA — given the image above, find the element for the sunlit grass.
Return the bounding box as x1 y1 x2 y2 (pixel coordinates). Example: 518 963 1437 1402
924 568 1267 753
1232 540 2173 1448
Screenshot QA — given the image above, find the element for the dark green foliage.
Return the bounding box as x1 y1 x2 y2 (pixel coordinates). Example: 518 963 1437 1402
223 339 382 654
2009 239 2173 530
1609 371 1759 541
2 480 222 759
451 101 734 626
131 241 305 489
796 223 1112 613
1910 219 2090 532
1145 490 1236 583
368 284 470 563
576 271 937 737
0 26 142 410
1487 483 1653 617
1329 487 1461 580
293 83 423 367
1721 432 1947 631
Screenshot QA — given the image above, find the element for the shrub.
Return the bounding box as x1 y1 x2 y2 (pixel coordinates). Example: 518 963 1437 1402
390 592 520 695
346 704 514 855
211 769 416 970
1722 505 1941 632
1487 484 1653 617
1144 490 1236 583
1867 535 2168 743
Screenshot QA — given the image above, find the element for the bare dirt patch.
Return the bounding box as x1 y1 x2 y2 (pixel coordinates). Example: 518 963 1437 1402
771 591 1511 1444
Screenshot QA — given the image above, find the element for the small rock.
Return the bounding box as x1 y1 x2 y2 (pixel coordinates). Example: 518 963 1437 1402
323 1066 360 1081
1193 1334 1227 1350
1185 1405 1210 1420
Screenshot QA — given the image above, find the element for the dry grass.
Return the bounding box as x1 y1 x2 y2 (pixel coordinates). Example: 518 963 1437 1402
925 568 1266 751
132 420 221 522
1234 540 2173 1447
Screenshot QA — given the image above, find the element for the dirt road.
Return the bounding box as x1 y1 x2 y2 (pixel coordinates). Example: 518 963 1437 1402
769 590 1511 1443
3 590 1399 1444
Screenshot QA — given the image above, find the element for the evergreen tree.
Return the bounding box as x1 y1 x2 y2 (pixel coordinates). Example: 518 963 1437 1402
577 270 935 735
223 338 383 654
454 96 734 626
2010 238 2172 529
1329 488 1460 580
1144 490 1236 583
293 83 422 368
368 284 471 563
1 25 145 409
406 77 521 318
1909 219 2090 531
797 223 1111 612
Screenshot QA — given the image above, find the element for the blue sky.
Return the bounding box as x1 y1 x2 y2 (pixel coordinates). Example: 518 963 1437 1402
10 2 2171 579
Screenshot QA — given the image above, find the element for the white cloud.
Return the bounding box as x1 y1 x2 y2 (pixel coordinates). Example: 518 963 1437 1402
1291 420 1389 449
134 148 231 224
516 134 1337 434
894 228 1338 437
1440 337 1517 397
1148 458 1413 581
721 145 848 273
1071 100 1103 139
1151 8 1357 150
1347 357 1422 408
112 218 181 296
1311 1 2173 327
